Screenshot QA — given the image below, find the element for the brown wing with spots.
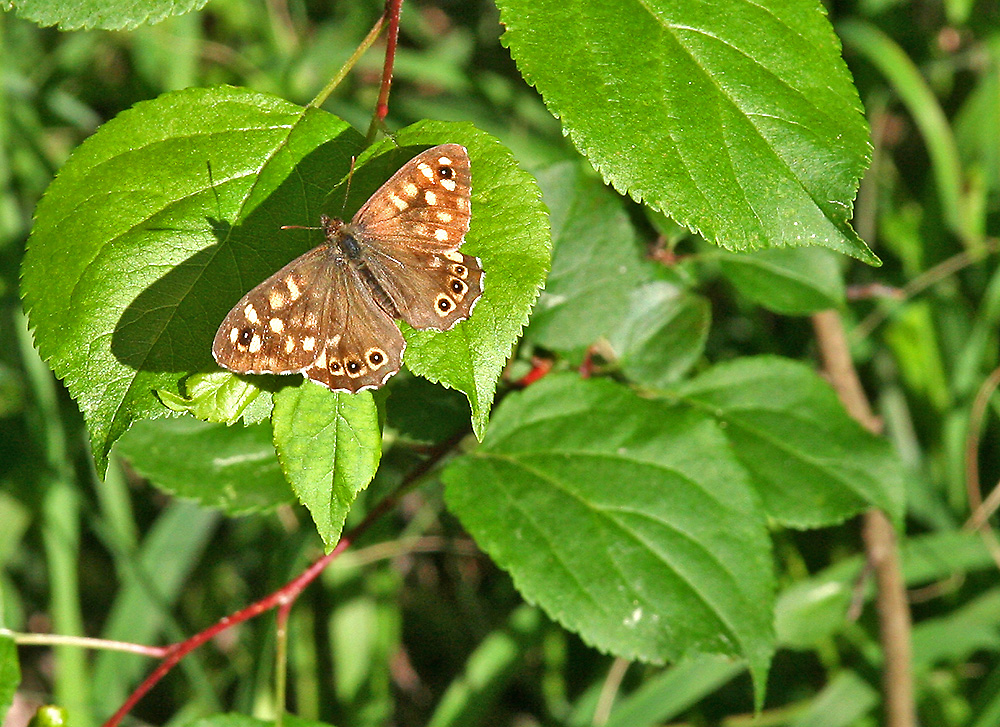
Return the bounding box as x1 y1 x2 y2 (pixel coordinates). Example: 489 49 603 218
212 246 333 375
363 246 484 331
213 245 405 393
352 144 472 254
301 262 405 393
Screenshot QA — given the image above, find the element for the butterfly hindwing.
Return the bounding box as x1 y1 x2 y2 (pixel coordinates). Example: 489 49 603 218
301 263 405 392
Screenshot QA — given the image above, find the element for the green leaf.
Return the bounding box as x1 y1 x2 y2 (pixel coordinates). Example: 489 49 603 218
608 279 711 388
0 635 18 726
157 371 272 425
271 383 381 551
674 356 906 528
527 161 649 351
912 589 1000 671
9 0 208 30
716 247 845 315
22 86 364 476
499 0 876 263
788 672 878 727
26 706 67 727
386 122 551 438
115 417 292 515
444 374 774 706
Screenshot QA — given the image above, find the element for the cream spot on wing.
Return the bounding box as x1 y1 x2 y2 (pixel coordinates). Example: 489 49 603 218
424 190 437 205
330 334 342 346
404 182 418 197
305 312 318 327
389 193 408 211
440 178 456 192
229 327 239 344
313 349 327 369
437 211 453 223
456 197 469 210
444 250 464 262
438 156 453 165
434 228 449 242
285 336 295 353
244 304 260 324
269 289 286 309
269 318 284 333
249 333 262 353
418 163 434 180
303 336 316 351
286 276 301 300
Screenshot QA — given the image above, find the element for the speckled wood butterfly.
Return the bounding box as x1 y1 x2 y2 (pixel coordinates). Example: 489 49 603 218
212 144 483 392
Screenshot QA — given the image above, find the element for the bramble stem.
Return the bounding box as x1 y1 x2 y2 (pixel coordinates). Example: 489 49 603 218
366 0 403 144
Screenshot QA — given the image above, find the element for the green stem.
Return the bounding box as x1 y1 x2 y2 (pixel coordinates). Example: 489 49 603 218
309 15 385 110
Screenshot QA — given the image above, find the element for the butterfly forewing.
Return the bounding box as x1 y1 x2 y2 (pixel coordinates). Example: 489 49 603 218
353 144 472 254
212 248 333 375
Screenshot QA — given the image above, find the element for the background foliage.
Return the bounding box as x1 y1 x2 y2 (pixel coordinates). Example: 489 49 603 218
2 0 1000 725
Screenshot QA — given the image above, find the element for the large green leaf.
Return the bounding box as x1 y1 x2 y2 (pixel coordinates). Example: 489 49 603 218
675 356 906 528
498 0 876 263
9 0 208 30
271 383 381 551
444 374 774 705
115 417 292 515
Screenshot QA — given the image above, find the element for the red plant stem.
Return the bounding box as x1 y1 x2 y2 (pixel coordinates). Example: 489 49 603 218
103 433 461 727
367 0 403 142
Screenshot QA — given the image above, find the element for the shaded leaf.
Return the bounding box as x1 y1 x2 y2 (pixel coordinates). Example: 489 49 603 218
157 371 271 425
716 247 845 315
0 636 18 726
527 161 649 351
115 417 291 515
609 279 711 388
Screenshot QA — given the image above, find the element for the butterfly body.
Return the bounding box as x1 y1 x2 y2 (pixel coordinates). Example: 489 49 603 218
212 144 483 393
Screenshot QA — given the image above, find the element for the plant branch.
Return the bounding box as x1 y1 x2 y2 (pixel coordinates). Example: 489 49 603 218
101 431 467 727
812 309 915 727
366 0 403 143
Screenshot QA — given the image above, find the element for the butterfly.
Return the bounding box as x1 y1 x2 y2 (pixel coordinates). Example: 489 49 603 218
212 144 483 392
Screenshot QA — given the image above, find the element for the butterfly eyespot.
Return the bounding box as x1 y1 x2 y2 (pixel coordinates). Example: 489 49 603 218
346 360 363 376
438 165 454 180
436 295 453 314
238 328 254 346
450 279 467 295
452 264 467 278
330 361 342 372
367 349 386 367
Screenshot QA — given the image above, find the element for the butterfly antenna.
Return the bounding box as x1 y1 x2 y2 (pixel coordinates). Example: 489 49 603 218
340 154 359 216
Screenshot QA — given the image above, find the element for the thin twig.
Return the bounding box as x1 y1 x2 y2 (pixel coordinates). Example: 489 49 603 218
812 310 915 727
366 0 403 143
309 15 386 110
961 365 1000 570
592 657 630 726
0 630 169 658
